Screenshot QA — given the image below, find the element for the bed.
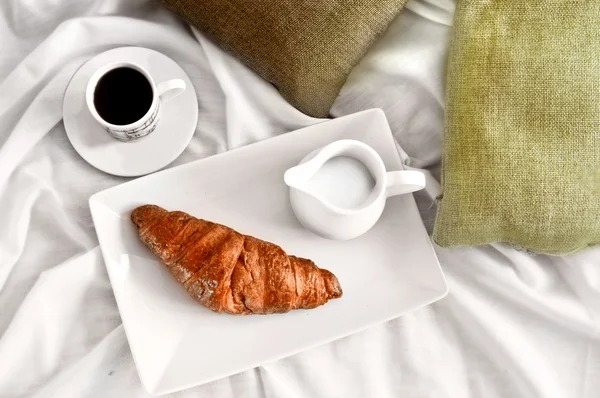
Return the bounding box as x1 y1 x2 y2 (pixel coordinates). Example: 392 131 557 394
0 0 598 396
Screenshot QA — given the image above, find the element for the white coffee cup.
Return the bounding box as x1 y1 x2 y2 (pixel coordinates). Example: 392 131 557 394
86 61 186 142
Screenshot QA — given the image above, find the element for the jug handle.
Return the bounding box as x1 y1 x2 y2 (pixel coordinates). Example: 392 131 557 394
385 170 426 198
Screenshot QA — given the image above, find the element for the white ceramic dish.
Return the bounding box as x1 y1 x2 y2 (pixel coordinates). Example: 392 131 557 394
90 109 447 395
63 46 198 177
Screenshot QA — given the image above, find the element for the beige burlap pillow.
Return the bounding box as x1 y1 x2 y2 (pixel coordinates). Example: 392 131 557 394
160 0 408 117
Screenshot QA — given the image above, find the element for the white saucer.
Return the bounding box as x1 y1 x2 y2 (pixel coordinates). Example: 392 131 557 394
63 47 198 177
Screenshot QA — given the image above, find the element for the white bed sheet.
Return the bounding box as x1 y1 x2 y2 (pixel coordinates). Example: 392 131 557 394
0 0 598 397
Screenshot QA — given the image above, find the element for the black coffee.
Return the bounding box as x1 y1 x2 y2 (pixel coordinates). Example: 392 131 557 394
93 67 153 125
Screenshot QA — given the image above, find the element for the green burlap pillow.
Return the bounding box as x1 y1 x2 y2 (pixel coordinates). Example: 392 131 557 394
433 0 600 255
160 0 408 117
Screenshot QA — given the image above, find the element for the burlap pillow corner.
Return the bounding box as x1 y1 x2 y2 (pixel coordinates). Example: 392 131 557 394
160 0 409 118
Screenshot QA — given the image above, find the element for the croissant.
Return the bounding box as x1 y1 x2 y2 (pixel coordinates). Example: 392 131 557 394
131 205 342 315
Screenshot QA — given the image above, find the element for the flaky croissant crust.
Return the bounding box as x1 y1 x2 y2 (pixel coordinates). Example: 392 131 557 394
131 205 342 315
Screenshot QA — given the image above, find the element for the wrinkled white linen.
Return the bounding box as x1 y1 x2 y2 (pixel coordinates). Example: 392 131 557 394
0 1 599 397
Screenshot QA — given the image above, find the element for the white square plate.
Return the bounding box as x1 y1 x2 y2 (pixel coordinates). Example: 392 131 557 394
90 109 448 395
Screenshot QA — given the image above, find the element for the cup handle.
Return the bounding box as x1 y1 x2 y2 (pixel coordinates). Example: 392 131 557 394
157 79 186 103
385 170 426 198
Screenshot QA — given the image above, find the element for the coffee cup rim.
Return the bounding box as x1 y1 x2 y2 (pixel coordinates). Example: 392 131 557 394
85 61 158 130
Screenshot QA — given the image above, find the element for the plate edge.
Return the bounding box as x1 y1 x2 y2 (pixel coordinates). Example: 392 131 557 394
87 109 383 199
89 197 164 393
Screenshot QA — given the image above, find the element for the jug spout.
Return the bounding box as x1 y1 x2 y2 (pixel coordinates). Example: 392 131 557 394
284 142 349 190
284 153 324 190
284 163 312 190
